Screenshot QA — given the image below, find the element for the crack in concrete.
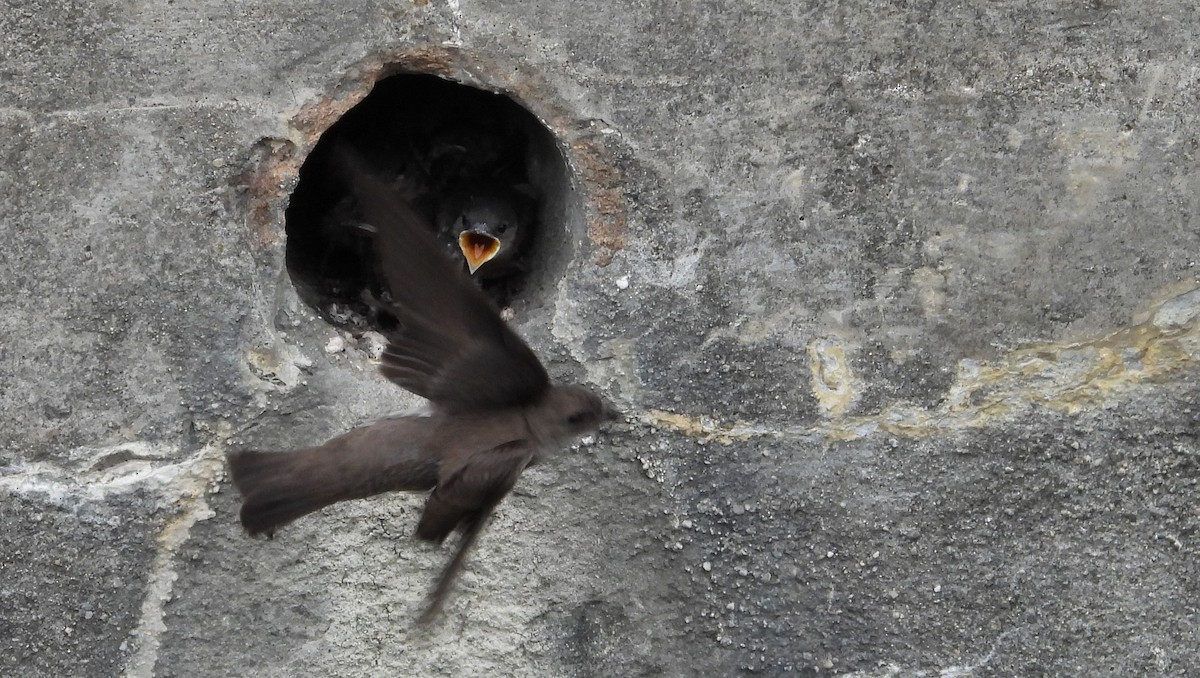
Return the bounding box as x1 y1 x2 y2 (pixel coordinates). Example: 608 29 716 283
0 435 230 678
648 285 1200 444
838 625 1030 676
0 101 258 122
121 441 225 678
1 442 195 500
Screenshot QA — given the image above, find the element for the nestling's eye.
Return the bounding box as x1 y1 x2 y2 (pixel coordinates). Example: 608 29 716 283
496 223 509 234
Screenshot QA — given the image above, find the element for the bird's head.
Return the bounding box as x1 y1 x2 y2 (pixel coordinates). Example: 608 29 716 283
455 199 522 275
528 385 619 444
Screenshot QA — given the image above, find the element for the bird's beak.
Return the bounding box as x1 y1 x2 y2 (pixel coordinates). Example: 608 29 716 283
458 230 502 275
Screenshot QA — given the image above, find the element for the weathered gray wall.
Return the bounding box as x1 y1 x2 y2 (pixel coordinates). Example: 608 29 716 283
2 2 1198 676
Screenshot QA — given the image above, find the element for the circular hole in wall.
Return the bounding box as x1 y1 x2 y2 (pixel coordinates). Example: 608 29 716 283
285 73 577 333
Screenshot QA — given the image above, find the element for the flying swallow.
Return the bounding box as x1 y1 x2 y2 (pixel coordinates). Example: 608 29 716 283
227 148 613 623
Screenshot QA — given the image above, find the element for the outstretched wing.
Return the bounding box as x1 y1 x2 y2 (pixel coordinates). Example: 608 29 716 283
414 440 538 624
417 505 492 625
334 147 549 411
414 440 535 543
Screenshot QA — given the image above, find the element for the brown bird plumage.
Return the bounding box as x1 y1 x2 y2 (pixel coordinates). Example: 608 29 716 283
227 147 612 623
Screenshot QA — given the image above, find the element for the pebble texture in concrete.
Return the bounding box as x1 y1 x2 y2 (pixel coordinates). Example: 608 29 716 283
1 2 1197 676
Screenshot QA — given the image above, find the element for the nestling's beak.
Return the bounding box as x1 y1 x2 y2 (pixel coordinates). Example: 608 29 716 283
458 231 502 274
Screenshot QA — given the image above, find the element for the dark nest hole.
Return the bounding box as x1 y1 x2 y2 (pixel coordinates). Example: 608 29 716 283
285 73 576 334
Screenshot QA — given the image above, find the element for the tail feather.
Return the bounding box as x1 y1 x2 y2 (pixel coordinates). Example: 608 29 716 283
226 448 341 536
226 426 440 537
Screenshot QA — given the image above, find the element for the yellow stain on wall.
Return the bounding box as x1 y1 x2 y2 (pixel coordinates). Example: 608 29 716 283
647 284 1199 444
807 338 856 418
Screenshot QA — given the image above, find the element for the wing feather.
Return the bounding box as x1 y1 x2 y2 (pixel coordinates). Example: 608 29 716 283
415 440 535 542
334 147 549 410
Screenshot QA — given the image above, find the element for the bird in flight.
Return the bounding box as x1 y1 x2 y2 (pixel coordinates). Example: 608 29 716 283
227 147 614 623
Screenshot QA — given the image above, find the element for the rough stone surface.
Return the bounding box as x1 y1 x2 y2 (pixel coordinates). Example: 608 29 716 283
2 2 1198 677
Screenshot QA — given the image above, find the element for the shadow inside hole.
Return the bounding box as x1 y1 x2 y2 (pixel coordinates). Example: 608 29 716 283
285 73 575 333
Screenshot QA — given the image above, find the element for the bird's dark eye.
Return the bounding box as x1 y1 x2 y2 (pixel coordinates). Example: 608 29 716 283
496 223 509 234
567 411 590 426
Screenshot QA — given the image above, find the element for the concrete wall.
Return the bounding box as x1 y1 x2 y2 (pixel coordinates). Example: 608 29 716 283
2 2 1197 676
